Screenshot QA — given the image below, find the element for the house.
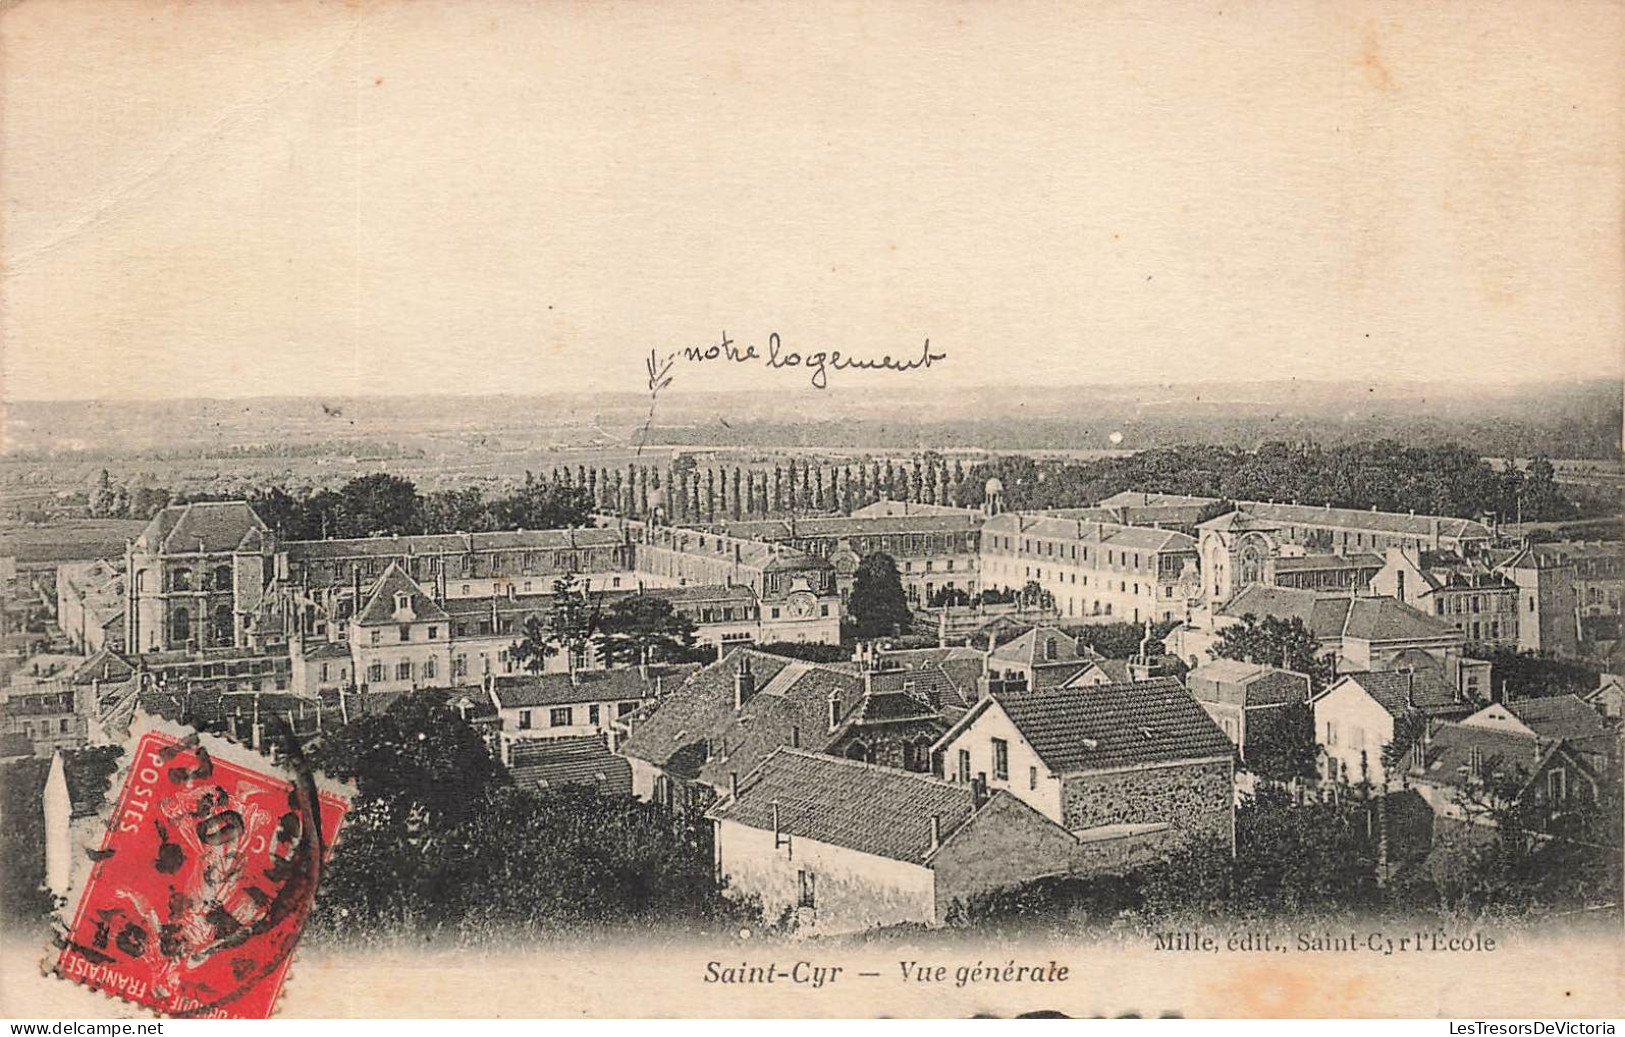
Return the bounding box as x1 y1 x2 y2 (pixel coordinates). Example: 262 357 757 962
1369 546 1521 648
1406 721 1603 834
706 748 1079 934
487 663 697 755
1169 586 1490 700
1185 659 1312 759
508 735 633 796
985 626 1100 690
618 650 958 811
1588 674 1624 721
348 562 454 693
1494 543 1582 659
932 678 1236 854
1459 694 1619 774
1311 669 1476 787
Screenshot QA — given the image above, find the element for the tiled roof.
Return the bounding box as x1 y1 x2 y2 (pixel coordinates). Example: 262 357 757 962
1218 588 1458 644
990 626 1096 669
617 651 867 788
489 664 698 709
1218 586 1350 639
1271 553 1384 572
982 513 1198 554
707 748 976 864
1190 660 1312 708
353 563 450 626
301 641 353 661
1333 670 1466 718
1097 491 1219 509
989 677 1234 772
694 514 984 539
1198 511 1281 533
1234 501 1492 541
135 501 270 555
508 736 633 795
0 732 34 756
71 647 137 685
1411 723 1547 792
284 526 626 560
649 583 758 605
1342 597 1459 642
1506 695 1614 742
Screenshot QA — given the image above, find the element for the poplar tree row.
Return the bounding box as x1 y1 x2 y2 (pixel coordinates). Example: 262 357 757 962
543 455 975 523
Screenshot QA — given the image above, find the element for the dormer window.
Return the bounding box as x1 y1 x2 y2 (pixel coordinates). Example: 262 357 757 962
1044 638 1057 661
394 592 411 612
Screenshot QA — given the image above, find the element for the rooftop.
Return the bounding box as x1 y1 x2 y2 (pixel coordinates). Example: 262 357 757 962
961 677 1234 773
707 748 976 865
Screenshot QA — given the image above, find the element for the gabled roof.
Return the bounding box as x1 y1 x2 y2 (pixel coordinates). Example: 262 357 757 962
1198 511 1279 534
1342 597 1460 642
1505 695 1614 743
1218 588 1459 645
707 748 977 865
489 664 698 709
353 563 450 626
990 626 1096 669
981 513 1198 554
285 526 626 561
1188 660 1311 709
71 646 136 685
953 677 1233 773
1234 501 1492 542
508 736 633 796
1410 723 1552 793
1327 669 1466 718
136 501 269 555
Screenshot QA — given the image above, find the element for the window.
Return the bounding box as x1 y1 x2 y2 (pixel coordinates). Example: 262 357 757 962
589 705 601 725
60 718 71 733
820 604 829 617
369 629 381 646
1548 767 1568 802
396 660 412 681
550 707 572 727
367 663 383 683
770 607 780 619
428 626 439 640
399 625 411 642
618 701 637 717
798 870 816 909
1352 726 1365 750
453 656 467 678
1029 766 1038 790
957 749 971 783
1325 721 1338 746
992 738 1009 781
519 709 532 730
320 663 330 681
462 584 471 594
423 657 437 680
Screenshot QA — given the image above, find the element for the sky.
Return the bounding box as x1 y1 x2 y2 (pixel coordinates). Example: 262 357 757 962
1 0 1621 402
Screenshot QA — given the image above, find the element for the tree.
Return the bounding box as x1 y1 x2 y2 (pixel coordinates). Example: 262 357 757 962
511 573 600 676
1244 701 1318 784
595 594 699 667
847 553 913 639
336 473 421 537
1212 614 1334 692
1018 579 1054 612
313 690 507 828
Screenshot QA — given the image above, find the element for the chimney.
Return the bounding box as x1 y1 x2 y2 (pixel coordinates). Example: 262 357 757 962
929 813 942 852
1405 670 1415 709
970 775 987 807
729 771 739 801
828 690 842 732
791 724 801 748
734 655 754 710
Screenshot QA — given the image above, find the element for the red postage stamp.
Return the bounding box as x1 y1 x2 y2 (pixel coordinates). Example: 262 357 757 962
49 714 351 1018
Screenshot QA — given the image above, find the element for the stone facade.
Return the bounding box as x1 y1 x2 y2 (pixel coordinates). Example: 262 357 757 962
1061 759 1233 846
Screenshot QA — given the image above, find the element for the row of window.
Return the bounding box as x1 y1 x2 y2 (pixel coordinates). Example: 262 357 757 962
514 701 637 729
988 536 1162 573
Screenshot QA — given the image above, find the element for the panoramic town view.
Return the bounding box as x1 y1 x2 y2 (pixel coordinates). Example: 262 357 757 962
2 382 1620 947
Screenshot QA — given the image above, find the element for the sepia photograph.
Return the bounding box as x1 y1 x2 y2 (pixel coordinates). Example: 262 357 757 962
0 0 1621 1022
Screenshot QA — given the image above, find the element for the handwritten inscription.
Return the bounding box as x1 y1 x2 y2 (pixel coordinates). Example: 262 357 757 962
648 332 946 392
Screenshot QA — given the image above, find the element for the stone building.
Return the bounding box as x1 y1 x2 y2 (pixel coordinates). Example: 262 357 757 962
979 514 1201 625
706 748 1079 935
932 678 1236 855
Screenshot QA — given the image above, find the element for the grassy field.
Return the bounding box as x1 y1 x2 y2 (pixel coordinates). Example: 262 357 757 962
0 518 147 564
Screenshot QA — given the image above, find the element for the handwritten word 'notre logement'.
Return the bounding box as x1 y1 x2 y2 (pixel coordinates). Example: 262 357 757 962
649 333 946 392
